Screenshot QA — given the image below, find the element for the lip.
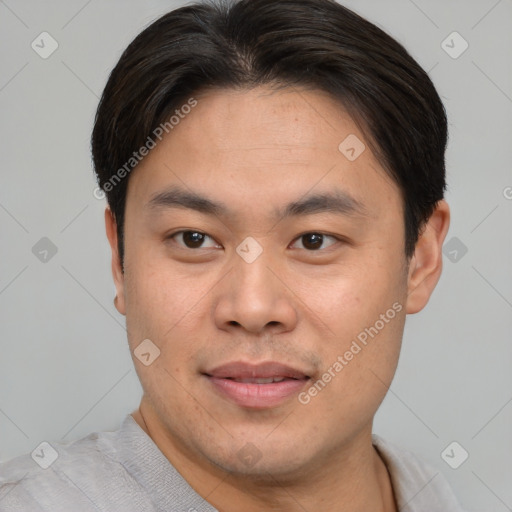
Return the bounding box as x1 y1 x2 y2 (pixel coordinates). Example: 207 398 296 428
203 361 311 409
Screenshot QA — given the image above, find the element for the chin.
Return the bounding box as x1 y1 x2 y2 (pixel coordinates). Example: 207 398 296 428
203 437 316 482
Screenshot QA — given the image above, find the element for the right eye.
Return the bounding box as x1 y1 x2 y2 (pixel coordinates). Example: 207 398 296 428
166 230 221 250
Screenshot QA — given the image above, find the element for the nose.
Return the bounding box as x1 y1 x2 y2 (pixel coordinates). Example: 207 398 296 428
213 247 298 335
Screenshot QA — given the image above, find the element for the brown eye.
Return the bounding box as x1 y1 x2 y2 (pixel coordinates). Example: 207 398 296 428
292 233 338 251
170 231 219 249
302 233 323 250
182 231 206 248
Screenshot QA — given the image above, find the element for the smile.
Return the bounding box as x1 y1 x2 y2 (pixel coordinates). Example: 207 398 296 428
203 361 311 409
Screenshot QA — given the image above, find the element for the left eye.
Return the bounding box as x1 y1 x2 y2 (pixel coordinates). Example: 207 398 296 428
291 233 338 251
169 231 220 249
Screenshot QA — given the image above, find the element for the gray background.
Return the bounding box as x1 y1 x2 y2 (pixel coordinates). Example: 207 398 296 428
0 1 511 510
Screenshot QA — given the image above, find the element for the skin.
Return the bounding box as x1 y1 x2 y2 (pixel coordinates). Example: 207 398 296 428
105 85 450 512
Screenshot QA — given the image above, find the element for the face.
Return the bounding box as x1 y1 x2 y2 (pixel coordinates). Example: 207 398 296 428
106 85 448 481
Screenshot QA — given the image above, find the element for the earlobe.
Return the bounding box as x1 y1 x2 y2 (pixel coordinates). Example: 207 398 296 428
405 200 450 314
104 207 127 316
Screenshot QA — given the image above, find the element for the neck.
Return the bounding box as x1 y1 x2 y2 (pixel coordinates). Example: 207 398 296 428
131 405 397 512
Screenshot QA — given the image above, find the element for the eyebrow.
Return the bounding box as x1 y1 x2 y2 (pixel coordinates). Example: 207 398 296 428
144 185 369 220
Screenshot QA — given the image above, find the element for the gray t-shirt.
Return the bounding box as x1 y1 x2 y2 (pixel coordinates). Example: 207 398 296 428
0 414 466 511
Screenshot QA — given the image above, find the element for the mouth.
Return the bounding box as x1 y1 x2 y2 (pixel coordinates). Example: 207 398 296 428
202 361 311 409
221 376 297 384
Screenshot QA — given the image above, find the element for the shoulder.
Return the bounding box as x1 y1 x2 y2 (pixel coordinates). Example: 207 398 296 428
0 416 154 512
372 434 467 512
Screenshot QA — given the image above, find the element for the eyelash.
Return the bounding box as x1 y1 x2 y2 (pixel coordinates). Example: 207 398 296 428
166 230 343 252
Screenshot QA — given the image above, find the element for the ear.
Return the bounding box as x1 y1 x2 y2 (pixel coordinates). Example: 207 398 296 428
105 207 126 316
405 199 450 314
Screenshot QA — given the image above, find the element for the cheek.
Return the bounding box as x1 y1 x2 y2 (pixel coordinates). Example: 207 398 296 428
124 267 204 395
126 252 202 317
303 304 405 428
123 260 191 351
303 256 403 337
304 253 406 390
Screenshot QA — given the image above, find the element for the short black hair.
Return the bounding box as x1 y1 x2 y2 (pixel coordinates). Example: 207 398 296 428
92 0 447 270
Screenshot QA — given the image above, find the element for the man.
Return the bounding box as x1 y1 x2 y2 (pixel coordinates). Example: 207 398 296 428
0 0 466 510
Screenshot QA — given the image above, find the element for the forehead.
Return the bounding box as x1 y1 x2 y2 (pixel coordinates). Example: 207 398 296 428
126 85 401 220
180 85 357 154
